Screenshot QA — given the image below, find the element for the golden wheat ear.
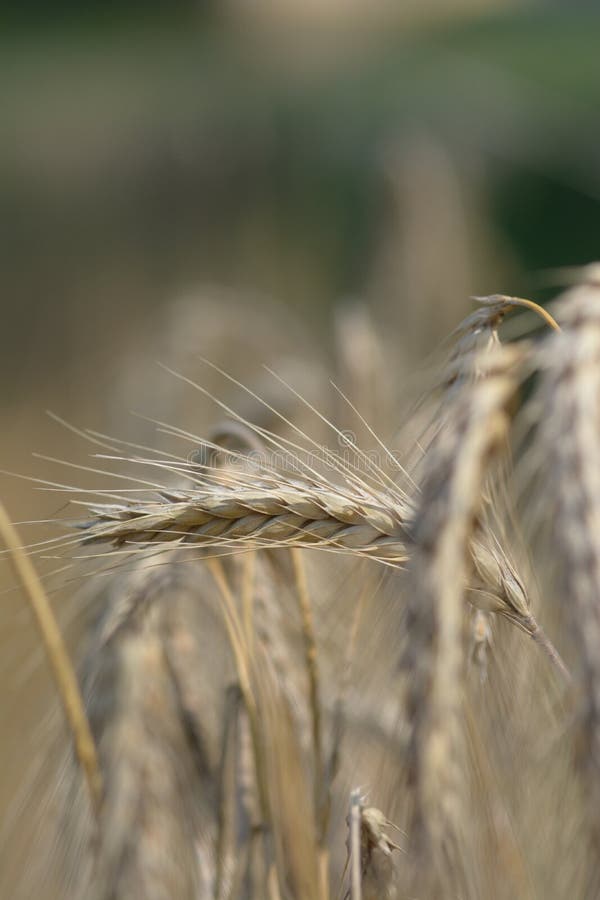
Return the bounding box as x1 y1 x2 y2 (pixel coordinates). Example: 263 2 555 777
412 295 567 677
80 474 411 565
400 343 524 895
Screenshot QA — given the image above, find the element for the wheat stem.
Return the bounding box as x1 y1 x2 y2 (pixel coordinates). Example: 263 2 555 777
349 790 363 900
207 559 278 891
290 548 328 898
0 499 103 816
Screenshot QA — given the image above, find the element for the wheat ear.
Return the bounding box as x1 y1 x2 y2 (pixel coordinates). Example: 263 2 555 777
439 298 568 675
77 459 570 676
527 275 600 864
81 479 410 563
402 343 522 891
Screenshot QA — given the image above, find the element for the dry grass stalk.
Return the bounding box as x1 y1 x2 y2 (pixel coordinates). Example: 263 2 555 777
290 548 329 897
206 558 274 846
327 572 372 822
214 685 243 900
0 500 103 817
348 790 362 900
252 552 312 759
209 551 323 900
401 344 523 891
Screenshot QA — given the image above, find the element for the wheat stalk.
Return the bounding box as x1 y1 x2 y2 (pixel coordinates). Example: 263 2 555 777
0 500 103 818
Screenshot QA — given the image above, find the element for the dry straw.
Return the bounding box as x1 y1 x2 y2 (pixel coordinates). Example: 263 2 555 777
0 501 102 816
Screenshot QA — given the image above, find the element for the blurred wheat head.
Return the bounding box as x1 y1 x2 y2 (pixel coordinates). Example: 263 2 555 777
4 269 600 899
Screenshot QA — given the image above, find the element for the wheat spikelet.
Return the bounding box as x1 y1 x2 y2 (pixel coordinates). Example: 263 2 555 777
341 793 401 900
358 807 402 900
401 343 523 893
81 477 411 563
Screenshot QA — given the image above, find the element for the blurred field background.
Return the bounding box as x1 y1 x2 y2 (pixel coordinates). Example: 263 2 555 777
2 1 600 895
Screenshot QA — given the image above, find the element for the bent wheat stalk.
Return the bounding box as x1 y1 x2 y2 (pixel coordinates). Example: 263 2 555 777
527 277 600 863
471 294 561 333
437 301 569 676
401 344 523 892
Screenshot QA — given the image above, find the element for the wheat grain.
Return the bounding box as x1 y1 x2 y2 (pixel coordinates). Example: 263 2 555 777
81 478 411 563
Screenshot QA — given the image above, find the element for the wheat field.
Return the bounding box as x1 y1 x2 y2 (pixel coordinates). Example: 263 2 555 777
3 270 600 899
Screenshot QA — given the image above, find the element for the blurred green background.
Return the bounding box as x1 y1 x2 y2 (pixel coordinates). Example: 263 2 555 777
3 0 600 410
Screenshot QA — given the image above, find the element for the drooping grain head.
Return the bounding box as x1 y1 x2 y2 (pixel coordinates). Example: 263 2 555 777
400 343 523 894
524 273 600 884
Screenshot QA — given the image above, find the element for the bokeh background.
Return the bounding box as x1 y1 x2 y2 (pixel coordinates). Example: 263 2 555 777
2 0 600 891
